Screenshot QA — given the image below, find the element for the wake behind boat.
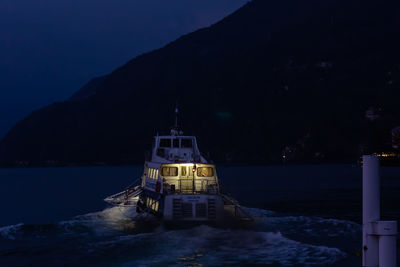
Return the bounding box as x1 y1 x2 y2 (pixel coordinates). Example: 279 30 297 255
105 108 251 224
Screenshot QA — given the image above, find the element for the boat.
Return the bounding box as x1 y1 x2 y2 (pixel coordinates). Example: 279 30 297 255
104 108 252 223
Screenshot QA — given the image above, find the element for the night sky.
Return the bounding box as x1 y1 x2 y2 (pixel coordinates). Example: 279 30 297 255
0 0 247 137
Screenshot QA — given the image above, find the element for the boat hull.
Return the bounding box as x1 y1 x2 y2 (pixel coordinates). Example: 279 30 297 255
163 194 224 222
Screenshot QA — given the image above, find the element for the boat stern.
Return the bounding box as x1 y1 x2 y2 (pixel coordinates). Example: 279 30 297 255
163 194 224 222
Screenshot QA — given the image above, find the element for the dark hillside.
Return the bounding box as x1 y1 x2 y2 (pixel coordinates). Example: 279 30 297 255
69 76 106 102
1 0 400 166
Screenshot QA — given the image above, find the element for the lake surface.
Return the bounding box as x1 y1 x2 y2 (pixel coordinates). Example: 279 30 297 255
0 165 399 266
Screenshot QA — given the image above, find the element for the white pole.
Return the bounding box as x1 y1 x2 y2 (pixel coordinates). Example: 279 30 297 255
378 221 397 267
362 155 380 267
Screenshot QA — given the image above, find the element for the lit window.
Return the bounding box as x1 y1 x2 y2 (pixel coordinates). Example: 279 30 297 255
154 201 159 211
181 166 187 176
197 167 214 177
162 167 178 176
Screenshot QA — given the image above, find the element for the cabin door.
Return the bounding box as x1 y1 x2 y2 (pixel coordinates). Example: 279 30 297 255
179 166 194 193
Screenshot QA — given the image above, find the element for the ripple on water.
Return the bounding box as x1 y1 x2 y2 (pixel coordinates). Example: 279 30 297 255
0 207 356 266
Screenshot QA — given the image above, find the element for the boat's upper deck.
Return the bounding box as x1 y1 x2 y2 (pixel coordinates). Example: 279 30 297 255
150 134 207 163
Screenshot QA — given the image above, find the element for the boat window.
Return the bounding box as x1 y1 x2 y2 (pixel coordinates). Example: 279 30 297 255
181 139 193 148
155 169 159 179
162 167 178 176
154 201 159 212
197 167 214 177
156 148 165 157
173 139 179 148
181 166 187 176
159 139 171 148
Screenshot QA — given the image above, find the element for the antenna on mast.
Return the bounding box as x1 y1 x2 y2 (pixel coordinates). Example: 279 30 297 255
170 102 182 136
174 102 178 128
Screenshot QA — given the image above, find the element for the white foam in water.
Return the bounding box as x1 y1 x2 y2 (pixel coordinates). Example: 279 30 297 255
0 223 23 240
243 207 361 238
59 206 141 235
0 206 352 265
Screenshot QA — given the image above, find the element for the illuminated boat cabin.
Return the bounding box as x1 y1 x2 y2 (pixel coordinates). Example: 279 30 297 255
138 133 224 221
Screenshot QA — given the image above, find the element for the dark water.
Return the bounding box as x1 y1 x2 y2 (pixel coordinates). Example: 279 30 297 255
0 165 399 266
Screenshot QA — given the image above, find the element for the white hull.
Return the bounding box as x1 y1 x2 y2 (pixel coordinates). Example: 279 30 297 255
163 194 224 221
105 124 252 224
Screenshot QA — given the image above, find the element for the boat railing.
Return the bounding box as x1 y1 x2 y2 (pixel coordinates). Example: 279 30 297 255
104 185 142 207
164 179 218 195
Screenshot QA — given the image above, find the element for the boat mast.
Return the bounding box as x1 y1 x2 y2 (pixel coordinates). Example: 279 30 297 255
171 102 180 136
171 102 181 136
174 103 178 129
174 103 195 191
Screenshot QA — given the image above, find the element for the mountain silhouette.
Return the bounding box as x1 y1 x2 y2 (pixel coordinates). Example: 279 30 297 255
1 0 400 166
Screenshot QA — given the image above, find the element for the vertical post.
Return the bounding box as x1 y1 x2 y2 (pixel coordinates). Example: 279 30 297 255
378 221 397 267
192 164 196 194
362 155 380 267
379 236 396 267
